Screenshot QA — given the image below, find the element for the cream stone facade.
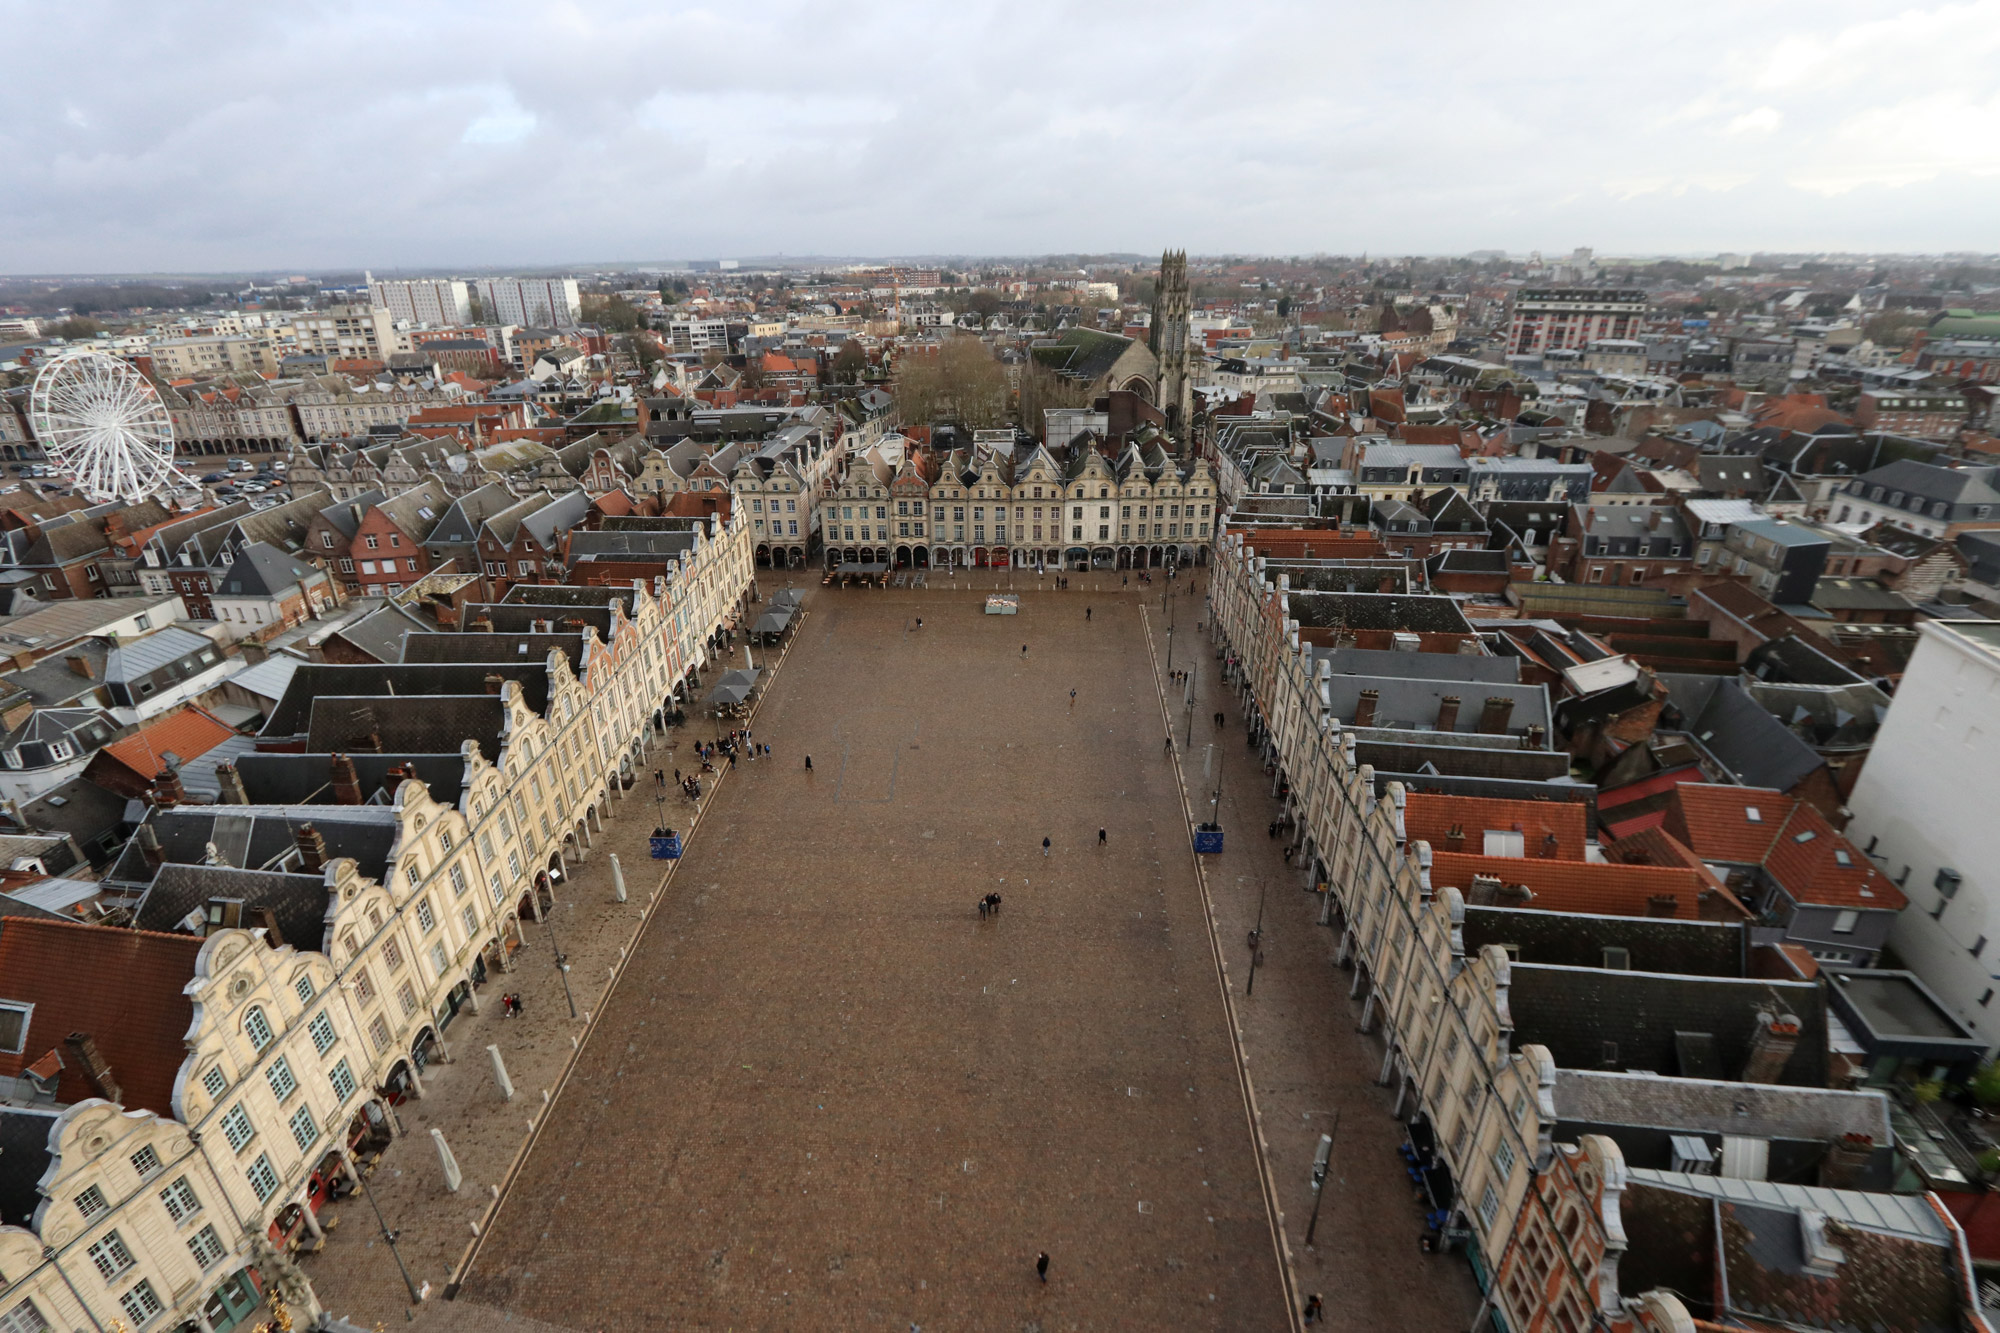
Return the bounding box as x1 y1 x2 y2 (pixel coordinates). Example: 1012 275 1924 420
819 441 1218 572
149 335 281 379
292 382 462 442
1207 531 1698 1332
0 570 756 1332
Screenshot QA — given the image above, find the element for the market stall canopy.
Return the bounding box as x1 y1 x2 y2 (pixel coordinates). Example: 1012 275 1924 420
706 667 763 706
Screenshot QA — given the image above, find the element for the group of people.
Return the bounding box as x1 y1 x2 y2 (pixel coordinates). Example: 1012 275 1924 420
976 892 1004 918
500 992 525 1018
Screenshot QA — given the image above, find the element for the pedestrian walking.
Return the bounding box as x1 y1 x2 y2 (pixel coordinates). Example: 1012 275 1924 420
674 768 682 783
1035 1252 1050 1284
762 743 770 758
1268 820 1279 839
1068 688 1076 710
1098 827 1107 846
1303 1293 1324 1324
986 892 1002 913
1041 836 1051 856
1021 644 1028 658
728 751 738 769
654 768 665 788
804 754 813 772
916 617 923 629
978 897 989 919
1215 711 1225 728
1165 735 1174 755
1085 606 1092 621
1283 846 1294 864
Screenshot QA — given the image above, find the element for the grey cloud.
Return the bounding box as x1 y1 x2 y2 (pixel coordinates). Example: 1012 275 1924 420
2 0 1997 272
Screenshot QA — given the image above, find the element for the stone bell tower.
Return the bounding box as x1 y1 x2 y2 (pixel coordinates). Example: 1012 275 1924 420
1149 249 1193 434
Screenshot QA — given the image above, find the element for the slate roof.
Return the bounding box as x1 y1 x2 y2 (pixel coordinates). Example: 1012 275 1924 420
326 604 435 663
1508 964 1827 1085
214 541 322 598
107 806 399 885
1660 674 1828 794
225 654 302 704
133 862 332 951
0 1106 61 1226
234 752 467 809
102 627 222 686
1462 903 1743 976
1327 676 1551 736
0 916 201 1115
1309 646 1519 682
304 694 504 755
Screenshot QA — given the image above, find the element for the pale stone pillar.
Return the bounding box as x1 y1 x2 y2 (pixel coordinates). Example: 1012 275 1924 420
487 1044 515 1102
610 853 627 904
431 1127 462 1192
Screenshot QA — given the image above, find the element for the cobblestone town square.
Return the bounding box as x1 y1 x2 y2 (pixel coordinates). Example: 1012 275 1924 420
458 584 1294 1329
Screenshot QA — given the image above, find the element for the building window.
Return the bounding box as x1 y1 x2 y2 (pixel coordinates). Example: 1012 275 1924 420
244 1006 274 1051
245 1153 280 1203
309 1011 336 1055
220 1104 253 1152
130 1145 162 1180
87 1230 135 1281
289 1106 320 1152
449 864 468 897
202 1065 227 1099
397 981 418 1017
416 898 436 933
1832 910 1859 935
74 1184 108 1221
266 1056 298 1103
118 1281 164 1328
1478 1184 1501 1230
1 1300 51 1333
159 1176 200 1223
368 1015 391 1052
330 1058 357 1102
187 1224 226 1270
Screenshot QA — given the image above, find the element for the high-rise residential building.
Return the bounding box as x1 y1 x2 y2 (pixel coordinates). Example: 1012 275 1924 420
1849 619 2000 1048
476 277 583 329
1506 288 1648 356
366 274 472 326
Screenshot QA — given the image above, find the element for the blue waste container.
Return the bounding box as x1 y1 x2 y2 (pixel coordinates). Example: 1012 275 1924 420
1193 828 1224 855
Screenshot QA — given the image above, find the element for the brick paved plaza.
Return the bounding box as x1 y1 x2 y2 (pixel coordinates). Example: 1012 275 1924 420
458 584 1293 1329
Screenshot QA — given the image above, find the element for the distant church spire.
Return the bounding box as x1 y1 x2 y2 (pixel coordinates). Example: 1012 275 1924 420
1149 249 1192 434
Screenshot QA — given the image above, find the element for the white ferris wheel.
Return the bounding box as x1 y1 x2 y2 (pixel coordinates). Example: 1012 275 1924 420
28 348 186 503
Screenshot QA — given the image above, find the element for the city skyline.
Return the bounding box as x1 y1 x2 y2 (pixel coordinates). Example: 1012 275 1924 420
3 0 1997 272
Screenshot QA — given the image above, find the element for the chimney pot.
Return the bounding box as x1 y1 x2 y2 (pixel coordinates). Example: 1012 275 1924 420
1354 688 1380 728
1435 695 1462 731
329 753 362 805
1479 696 1517 734
64 653 94 679
295 821 329 873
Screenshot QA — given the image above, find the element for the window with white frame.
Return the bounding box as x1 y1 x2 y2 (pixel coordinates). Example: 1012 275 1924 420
158 1176 200 1223
289 1106 320 1152
74 1184 108 1220
87 1230 135 1281
201 1065 227 1099
294 974 315 1004
1 1297 52 1333
187 1224 226 1269
1832 909 1859 934
220 1104 254 1152
1478 1183 1502 1230
266 1057 298 1102
130 1144 162 1179
118 1281 163 1328
245 1153 279 1202
0 1001 28 1054
430 941 449 977
416 898 436 933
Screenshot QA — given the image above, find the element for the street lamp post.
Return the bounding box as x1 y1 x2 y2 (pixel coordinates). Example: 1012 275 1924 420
542 870 579 1019
1247 858 1270 995
356 1172 423 1306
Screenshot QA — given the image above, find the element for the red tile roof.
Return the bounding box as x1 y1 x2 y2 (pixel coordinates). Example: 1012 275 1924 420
1426 850 1745 921
1404 793 1587 860
1665 783 1904 911
97 706 239 783
0 917 201 1115
1668 783 1790 863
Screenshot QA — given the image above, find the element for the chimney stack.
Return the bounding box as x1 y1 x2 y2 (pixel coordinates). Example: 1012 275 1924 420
1821 1132 1875 1189
1354 689 1380 728
329 753 362 805
1479 696 1516 734
64 1033 121 1103
151 761 185 809
1467 873 1501 906
1645 894 1679 918
214 762 248 804
294 822 329 873
64 653 94 680
484 673 504 695
1523 723 1546 750
1435 695 1462 732
137 822 164 870
1445 822 1465 852
1742 1009 1802 1084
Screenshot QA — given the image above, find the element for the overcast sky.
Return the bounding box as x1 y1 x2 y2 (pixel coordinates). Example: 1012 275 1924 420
4 0 1998 274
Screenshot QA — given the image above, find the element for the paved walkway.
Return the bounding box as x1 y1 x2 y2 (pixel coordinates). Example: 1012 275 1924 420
1143 581 1484 1331
457 586 1291 1329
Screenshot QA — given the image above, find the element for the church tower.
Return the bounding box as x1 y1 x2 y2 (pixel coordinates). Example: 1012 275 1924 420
1149 249 1193 434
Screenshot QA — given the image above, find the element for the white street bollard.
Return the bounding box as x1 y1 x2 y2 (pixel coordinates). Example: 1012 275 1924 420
610 853 627 904
431 1128 462 1192
487 1044 514 1102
